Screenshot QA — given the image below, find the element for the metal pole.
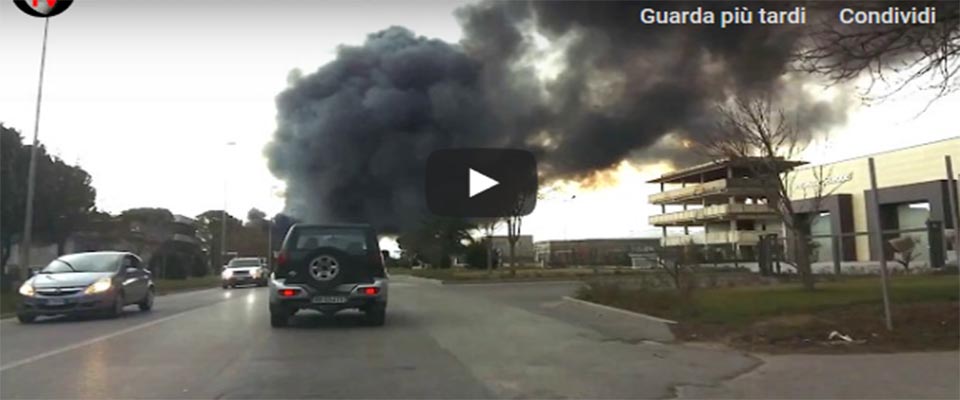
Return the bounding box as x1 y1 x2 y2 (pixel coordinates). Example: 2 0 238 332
19 18 51 282
945 156 959 267
220 141 235 268
486 231 493 273
868 158 893 331
267 217 272 270
220 194 227 269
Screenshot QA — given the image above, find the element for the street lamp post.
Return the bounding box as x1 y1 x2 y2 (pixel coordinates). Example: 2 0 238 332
221 141 236 269
266 184 281 270
267 216 272 270
18 18 51 282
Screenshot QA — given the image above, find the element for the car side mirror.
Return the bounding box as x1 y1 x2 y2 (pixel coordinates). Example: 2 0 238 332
28 267 40 277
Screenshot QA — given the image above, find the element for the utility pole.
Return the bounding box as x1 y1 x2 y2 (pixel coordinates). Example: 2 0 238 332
220 197 227 270
19 18 51 283
486 227 493 274
220 141 236 269
868 158 893 331
267 216 273 270
266 184 282 271
220 208 227 269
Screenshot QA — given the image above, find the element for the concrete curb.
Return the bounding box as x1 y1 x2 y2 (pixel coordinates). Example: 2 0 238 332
395 274 588 286
561 296 678 324
442 279 585 286
393 275 442 286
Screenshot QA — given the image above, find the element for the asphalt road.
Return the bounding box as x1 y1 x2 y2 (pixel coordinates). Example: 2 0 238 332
1 276 758 399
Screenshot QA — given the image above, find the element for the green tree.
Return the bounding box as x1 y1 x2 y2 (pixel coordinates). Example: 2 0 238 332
1 124 28 268
120 208 174 225
397 217 475 268
34 157 96 254
1 124 96 267
195 210 242 270
464 239 498 270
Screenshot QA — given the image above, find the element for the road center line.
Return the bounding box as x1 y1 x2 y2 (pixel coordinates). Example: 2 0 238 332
2 305 204 372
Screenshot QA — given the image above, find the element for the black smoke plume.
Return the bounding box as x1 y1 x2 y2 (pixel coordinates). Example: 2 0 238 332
265 1 850 233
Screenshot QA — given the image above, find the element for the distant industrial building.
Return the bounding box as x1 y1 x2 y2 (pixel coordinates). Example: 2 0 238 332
534 238 659 267
488 235 534 262
789 137 959 266
648 157 803 261
646 137 959 268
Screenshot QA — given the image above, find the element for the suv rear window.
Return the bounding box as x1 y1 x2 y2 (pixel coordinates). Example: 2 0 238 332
291 227 370 255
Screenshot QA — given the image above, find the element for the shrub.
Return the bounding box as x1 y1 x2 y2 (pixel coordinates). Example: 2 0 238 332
190 254 208 277
464 241 492 269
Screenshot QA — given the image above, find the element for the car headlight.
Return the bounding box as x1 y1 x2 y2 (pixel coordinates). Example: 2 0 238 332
19 282 35 297
251 269 261 278
222 270 232 279
84 277 113 294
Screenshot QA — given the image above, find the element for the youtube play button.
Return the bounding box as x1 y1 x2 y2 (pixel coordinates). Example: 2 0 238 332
426 149 538 218
469 169 499 198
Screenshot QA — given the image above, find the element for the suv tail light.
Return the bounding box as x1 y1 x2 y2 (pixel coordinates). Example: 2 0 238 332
277 251 288 267
360 287 379 296
279 288 300 297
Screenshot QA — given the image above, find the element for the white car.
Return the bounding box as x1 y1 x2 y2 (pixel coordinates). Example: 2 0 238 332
221 257 268 288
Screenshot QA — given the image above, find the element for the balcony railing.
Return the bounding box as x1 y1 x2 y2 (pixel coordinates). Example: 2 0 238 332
649 178 770 204
661 230 775 246
648 203 776 226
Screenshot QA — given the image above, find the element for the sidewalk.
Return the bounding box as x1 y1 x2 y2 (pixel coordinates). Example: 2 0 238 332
676 351 959 399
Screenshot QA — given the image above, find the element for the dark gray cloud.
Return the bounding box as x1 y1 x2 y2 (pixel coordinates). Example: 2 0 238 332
264 1 851 232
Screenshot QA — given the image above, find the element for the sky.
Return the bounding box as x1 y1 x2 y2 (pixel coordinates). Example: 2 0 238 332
2 0 958 247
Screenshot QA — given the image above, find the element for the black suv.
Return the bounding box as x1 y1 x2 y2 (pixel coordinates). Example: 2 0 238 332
268 223 388 327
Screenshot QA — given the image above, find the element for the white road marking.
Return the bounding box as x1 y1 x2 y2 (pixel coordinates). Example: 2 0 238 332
2 308 196 372
0 288 221 326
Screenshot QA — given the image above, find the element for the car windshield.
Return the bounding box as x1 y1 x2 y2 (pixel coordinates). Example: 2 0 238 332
227 259 261 268
293 228 369 255
41 253 121 274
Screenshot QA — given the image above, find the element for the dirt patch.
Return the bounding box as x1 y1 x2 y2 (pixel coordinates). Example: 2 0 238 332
673 302 960 354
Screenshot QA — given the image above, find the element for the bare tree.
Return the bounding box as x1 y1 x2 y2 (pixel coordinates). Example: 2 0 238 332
504 192 529 276
654 245 701 298
476 218 502 274
699 95 842 290
798 2 960 104
889 235 921 271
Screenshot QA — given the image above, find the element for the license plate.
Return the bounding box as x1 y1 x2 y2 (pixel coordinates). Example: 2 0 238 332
312 296 347 304
46 298 66 306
